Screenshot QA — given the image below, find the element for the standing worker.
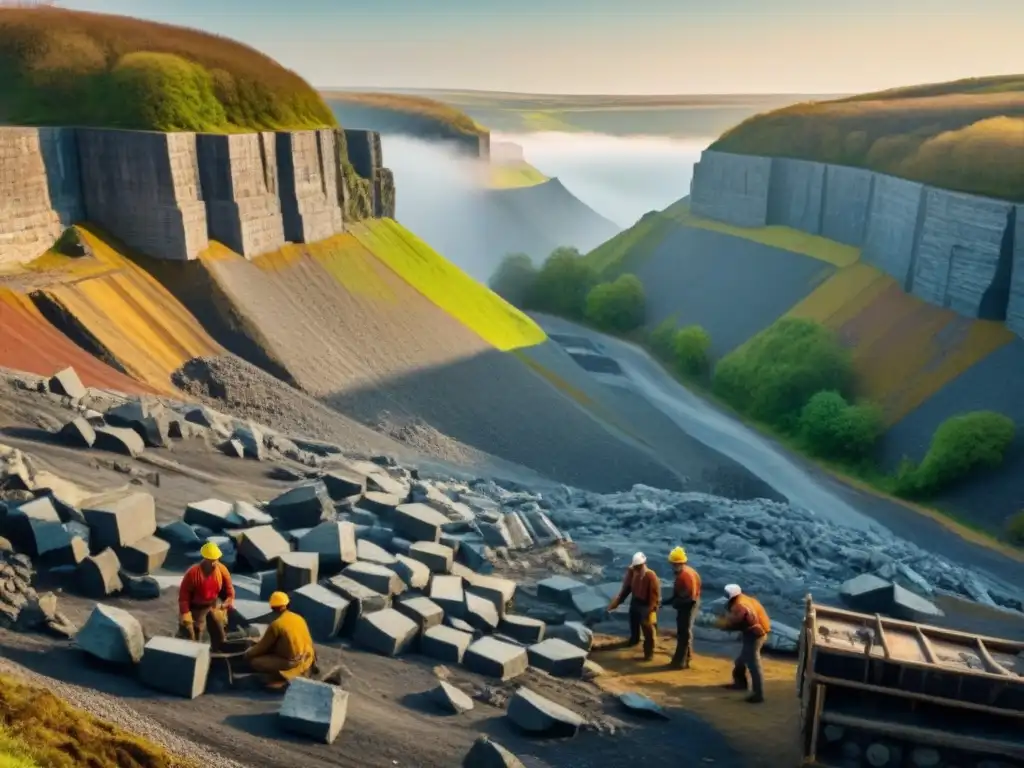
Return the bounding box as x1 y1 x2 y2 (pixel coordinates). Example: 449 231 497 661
243 592 316 691
667 546 701 670
606 552 661 661
178 541 235 650
715 583 771 703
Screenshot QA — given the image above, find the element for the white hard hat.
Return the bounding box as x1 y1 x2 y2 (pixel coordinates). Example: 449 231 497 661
631 552 647 567
724 583 742 598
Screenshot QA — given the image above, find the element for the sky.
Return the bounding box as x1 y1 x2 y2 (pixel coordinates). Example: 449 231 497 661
58 0 1024 95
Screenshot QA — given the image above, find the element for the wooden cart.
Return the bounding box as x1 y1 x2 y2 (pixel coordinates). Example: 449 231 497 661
797 596 1024 767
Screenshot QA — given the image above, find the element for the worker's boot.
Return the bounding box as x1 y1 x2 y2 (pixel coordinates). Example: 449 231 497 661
721 666 748 691
641 636 655 662
745 693 765 704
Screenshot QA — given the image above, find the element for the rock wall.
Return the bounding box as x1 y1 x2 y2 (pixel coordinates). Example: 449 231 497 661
275 129 344 244
196 132 285 258
1009 207 1024 337
766 158 823 233
689 150 771 227
821 165 874 246
861 175 925 290
77 129 209 261
343 129 382 181
374 168 396 219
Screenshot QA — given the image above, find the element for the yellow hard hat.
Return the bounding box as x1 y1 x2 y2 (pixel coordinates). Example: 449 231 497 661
268 591 290 609
200 541 223 560
668 546 687 564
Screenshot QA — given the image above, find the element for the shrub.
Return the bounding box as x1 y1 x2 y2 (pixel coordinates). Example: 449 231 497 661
672 325 711 378
799 390 884 462
648 316 678 361
524 246 598 320
488 253 537 307
584 274 646 332
712 318 854 430
107 52 227 131
1007 511 1024 546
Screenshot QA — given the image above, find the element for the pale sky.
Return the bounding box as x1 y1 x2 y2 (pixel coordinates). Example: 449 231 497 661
59 0 1024 95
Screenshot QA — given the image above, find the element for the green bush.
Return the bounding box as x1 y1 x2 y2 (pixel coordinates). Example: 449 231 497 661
712 318 854 430
1007 511 1024 546
799 390 884 462
584 274 646 332
523 247 598 320
489 253 537 307
672 325 711 378
107 52 227 131
896 411 1016 497
648 316 678 361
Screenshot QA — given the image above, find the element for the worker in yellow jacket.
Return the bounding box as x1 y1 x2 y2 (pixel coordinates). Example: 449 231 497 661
243 592 316 690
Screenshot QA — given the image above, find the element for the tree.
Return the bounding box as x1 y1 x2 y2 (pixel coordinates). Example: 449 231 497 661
584 274 646 332
524 246 598 319
672 325 711 378
488 253 536 307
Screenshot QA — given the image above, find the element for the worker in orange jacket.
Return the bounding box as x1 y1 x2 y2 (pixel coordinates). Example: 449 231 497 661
715 583 771 703
243 591 316 691
178 541 235 650
667 546 701 670
607 552 661 661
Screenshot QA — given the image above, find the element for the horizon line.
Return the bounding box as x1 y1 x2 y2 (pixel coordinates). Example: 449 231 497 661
318 86 850 98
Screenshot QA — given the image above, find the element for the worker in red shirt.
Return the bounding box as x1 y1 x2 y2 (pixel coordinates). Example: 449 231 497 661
607 552 661 661
667 546 701 670
715 583 771 703
177 541 235 650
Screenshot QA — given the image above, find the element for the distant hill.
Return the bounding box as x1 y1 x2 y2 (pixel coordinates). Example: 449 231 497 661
710 75 1024 201
0 7 335 131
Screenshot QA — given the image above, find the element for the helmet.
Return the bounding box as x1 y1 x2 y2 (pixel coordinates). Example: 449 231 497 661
631 552 647 567
724 584 742 599
268 591 290 609
668 546 687 564
200 541 223 560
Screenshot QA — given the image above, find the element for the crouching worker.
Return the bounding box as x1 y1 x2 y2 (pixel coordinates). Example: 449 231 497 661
607 552 661 661
243 592 315 691
178 542 235 650
715 583 771 704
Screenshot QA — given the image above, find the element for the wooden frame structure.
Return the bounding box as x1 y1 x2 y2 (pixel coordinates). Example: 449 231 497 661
798 596 1024 767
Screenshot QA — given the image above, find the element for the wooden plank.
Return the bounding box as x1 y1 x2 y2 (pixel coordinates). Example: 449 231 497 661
873 614 890 659
977 638 1013 677
813 674 1024 719
809 683 825 764
915 626 938 664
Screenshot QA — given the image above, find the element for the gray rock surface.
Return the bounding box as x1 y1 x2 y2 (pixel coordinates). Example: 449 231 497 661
77 604 144 664
392 554 430 589
464 591 499 633
60 417 96 448
536 575 587 607
84 492 156 549
356 538 398 566
618 692 669 720
278 678 349 744
93 426 145 457
1008 205 1024 337
766 158 823 233
539 621 593 652
139 636 211 698
76 548 124 597
324 573 390 632
289 583 350 640
506 687 583 738
183 499 237 531
862 174 924 287
466 574 517 617
117 535 170 574
431 680 474 714
499 615 545 645
462 735 525 768
690 150 771 227
393 502 448 543
276 552 318 592
430 574 465 618
266 482 332 529
821 165 874 246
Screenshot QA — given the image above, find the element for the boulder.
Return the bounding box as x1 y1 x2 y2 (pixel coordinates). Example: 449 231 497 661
157 520 201 550
237 525 291 570
121 572 161 600
298 521 357 572
394 595 444 633
232 501 273 527
350 461 408 497
464 592 499 633
221 439 245 458
266 483 332 529
431 680 474 714
139 637 210 698
527 638 588 677
392 554 430 590
131 415 172 449
353 608 418 656
503 513 534 550
421 625 473 664
839 574 944 622
117 535 170 574
279 678 349 744
289 583 350 640
59 417 96 448
393 503 448 543
570 588 607 623
430 575 465 618
76 604 144 664
321 469 366 501
276 552 319 593
76 548 124 597
467 574 517 617
183 499 237 531
93 427 145 458
499 615 545 645
618 692 669 720
5 497 73 559
359 491 402 520
408 541 454 574
48 367 86 399
324 574 390 633
546 621 593 652
230 423 264 460
506 687 583 738
84 492 156 549
462 736 525 768
344 561 404 597
356 538 397 566
464 637 528 681
536 576 587 607
456 541 493 573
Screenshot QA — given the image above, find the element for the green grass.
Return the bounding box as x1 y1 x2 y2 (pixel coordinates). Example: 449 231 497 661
321 91 486 137
584 210 680 276
489 161 548 189
0 7 335 131
350 219 547 351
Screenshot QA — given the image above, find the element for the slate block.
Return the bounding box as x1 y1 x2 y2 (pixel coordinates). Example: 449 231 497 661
84 492 156 549
344 561 404 597
350 461 408 497
446 616 478 636
183 499 237 531
536 576 587 607
60 417 96 448
499 615 546 645
232 501 273 527
298 521 357 572
431 680 474 714
6 496 72 559
94 426 145 457
238 525 292 570
527 638 588 677
139 637 211 698
324 573 390 633
258 569 278 599
393 554 430 589
356 538 397 566
266 483 332 529
157 520 201 550
408 541 454 574
546 621 594 652
77 603 144 664
290 583 350 640
463 736 524 767
503 512 534 550
439 532 462 555
49 367 86 398
478 520 513 549
117 535 170 574
618 692 669 720
457 541 493 573
463 637 528 681
464 592 499 633
570 588 607 622
430 575 465 618
393 503 448 543
507 687 583 737
321 469 366 501
279 678 349 744
77 548 124 597
231 599 276 625
276 551 319 592
395 595 444 633
421 625 473 664
353 608 418 656
467 574 517 617
230 575 262 601
359 491 402 520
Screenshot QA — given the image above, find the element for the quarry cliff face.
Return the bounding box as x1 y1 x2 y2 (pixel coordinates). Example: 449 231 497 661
689 150 1024 339
0 126 396 266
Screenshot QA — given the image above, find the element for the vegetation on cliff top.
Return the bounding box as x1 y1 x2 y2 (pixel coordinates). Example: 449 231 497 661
322 91 487 137
710 74 1024 201
0 7 336 131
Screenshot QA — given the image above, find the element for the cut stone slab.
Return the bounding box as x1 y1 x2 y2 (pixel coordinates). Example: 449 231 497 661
462 736 525 768
359 491 402 520
395 595 444 632
324 573 390 633
279 678 349 744
84 492 156 549
503 512 534 550
408 541 454 574
839 573 945 622
290 583 350 640
536 576 588 607
430 575 465 618
570 588 608 623
230 422 264 460
353 608 418 656
431 680 474 714
393 554 430 590
120 572 160 599
232 501 273 527
77 548 124 597
478 520 513 550
221 439 244 458
421 625 473 664
393 503 448 543
6 496 73 559
277 552 319 592
60 417 96 448
464 591 499 633
546 622 594 652
157 520 201 550
183 499 237 531
93 426 145 458
321 469 366 501
117 535 170 574
237 525 292 570
467 574 517 617
77 603 144 664
499 615 546 645
49 367 86 399
507 687 583 738
618 692 669 720
298 521 357 572
447 616 478 636
350 461 408 497
231 599 277 625
344 561 404 597
457 541 494 573
266 483 332 529
527 638 588 677
356 538 397 566
463 637 528 681
139 637 211 698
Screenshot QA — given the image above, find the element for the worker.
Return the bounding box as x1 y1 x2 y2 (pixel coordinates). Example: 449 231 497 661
715 583 771 704
667 546 701 670
243 591 316 691
178 541 235 650
606 552 661 661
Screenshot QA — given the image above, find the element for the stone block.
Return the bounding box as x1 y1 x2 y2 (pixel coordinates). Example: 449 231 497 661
84 492 156 549
77 603 144 664
395 595 444 633
230 599 276 625
689 150 771 227
353 608 418 656
298 521 357 572
478 520 513 549
48 367 86 398
821 164 874 246
279 677 349 744
617 691 669 719
76 548 124 597
230 575 262 601
536 576 587 607
277 552 319 592
359 491 402 519
527 638 588 677
392 554 430 590
420 625 473 664
499 615 546 645
93 427 145 458
467 574 517 617
523 510 564 544
275 130 344 244
503 512 534 550
766 158 824 233
570 588 607 622
237 525 291 570
356 538 397 566
1010 205 1024 338
408 541 454 574
464 592 499 633
393 503 448 543
321 469 366 501
139 636 210 698
446 616 478 636
266 483 332 529
546 621 594 652
462 736 524 767
431 680 474 714
344 561 404 597
439 532 463 555
457 541 494 572
349 460 409 497
232 501 273 527
59 417 96 448
430 575 465 618
289 583 350 640
507 687 583 737
117 535 170 574
183 499 237 531
324 573 390 633
464 637 528 681
6 496 73 559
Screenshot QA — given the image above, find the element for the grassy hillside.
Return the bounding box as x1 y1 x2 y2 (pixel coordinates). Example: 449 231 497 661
488 160 548 189
323 91 486 138
0 7 335 131
711 75 1024 201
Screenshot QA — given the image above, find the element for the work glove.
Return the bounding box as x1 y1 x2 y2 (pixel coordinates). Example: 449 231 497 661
223 598 234 611
606 601 618 613
648 611 657 626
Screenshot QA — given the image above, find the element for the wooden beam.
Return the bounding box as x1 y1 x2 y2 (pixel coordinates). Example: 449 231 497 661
874 614 890 659
915 626 937 665
813 674 1024 719
977 638 1013 677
